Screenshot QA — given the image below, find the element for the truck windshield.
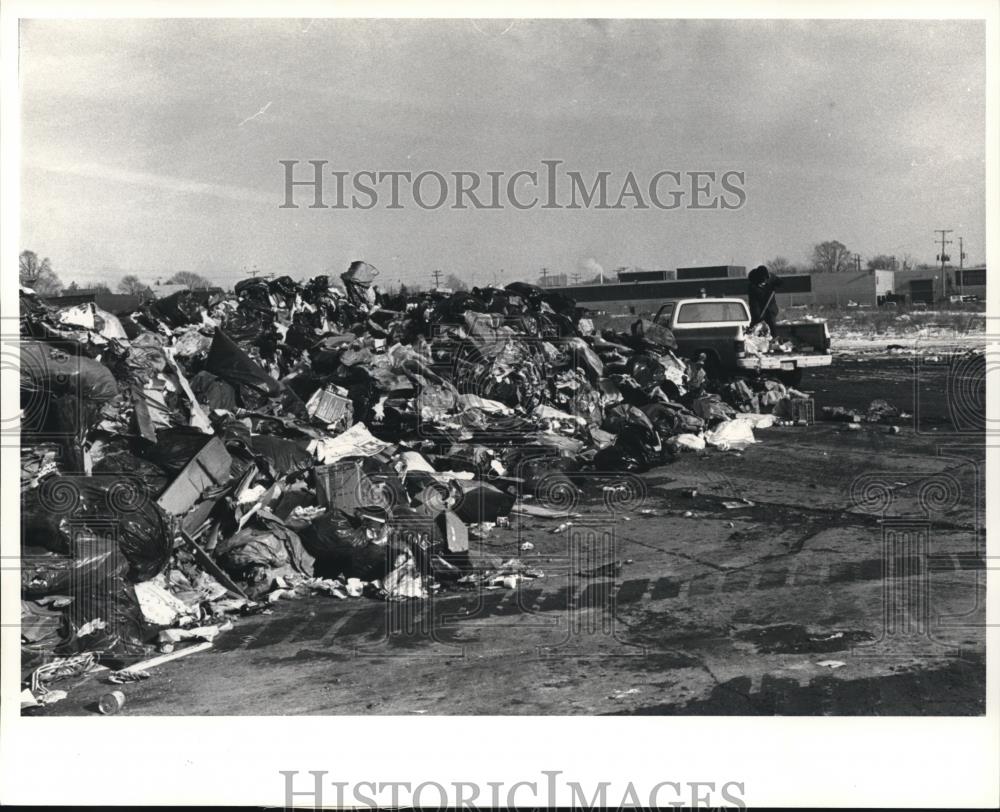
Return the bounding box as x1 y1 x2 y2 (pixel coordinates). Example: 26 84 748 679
676 301 748 324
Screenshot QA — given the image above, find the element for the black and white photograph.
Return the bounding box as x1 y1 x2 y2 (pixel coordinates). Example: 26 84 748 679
1 1 997 808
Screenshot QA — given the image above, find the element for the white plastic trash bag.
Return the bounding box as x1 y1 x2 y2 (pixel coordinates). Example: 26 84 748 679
671 433 706 451
705 419 757 451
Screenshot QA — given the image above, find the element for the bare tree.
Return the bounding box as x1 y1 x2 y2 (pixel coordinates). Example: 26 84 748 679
766 256 799 275
166 271 213 289
119 274 154 300
444 273 468 292
19 250 63 295
866 255 894 271
810 241 852 274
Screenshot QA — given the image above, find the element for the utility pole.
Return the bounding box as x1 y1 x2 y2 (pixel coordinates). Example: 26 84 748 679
431 269 443 290
934 229 952 300
247 264 273 280
570 272 581 285
854 253 862 274
540 266 549 287
958 237 965 295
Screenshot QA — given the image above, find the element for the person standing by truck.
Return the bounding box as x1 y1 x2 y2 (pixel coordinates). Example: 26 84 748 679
747 264 783 335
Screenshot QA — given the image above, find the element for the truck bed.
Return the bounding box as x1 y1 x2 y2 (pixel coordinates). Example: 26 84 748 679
773 322 830 354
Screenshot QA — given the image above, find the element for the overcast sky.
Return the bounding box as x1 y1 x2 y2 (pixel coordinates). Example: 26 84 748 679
20 18 986 289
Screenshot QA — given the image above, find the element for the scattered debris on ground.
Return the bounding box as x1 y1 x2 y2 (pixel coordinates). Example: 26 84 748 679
19 268 820 709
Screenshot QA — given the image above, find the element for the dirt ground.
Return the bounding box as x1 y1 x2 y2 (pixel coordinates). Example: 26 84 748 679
37 348 986 716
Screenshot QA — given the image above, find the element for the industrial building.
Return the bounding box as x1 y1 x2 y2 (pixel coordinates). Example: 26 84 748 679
547 265 812 317
41 285 225 316
538 272 569 288
890 266 986 304
798 269 895 307
547 263 986 315
804 265 986 307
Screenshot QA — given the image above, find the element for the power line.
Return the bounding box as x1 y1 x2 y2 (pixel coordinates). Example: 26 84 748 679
431 269 443 289
934 229 953 298
245 265 274 280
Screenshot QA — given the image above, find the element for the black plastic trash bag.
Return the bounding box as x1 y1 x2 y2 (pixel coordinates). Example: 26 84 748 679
248 435 314 478
92 451 170 497
268 275 299 301
204 328 282 401
23 475 172 586
21 340 119 405
21 340 119 469
639 402 683 437
626 353 667 388
450 481 516 524
88 480 174 583
117 314 144 341
224 307 270 344
503 281 544 306
297 509 357 557
235 277 271 302
722 379 759 413
300 510 391 582
21 534 127 598
148 427 215 475
214 521 315 590
330 364 378 424
62 575 155 662
189 370 239 412
285 316 320 353
593 424 663 473
63 476 172 582
692 394 736 426
602 403 656 435
149 290 204 329
506 451 579 499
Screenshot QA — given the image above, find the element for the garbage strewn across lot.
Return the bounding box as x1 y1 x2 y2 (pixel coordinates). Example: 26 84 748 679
21 265 826 708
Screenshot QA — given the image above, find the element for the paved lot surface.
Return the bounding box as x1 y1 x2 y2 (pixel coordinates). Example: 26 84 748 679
39 351 987 715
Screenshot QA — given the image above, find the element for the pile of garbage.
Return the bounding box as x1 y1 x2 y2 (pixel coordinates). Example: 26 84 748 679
19 263 811 700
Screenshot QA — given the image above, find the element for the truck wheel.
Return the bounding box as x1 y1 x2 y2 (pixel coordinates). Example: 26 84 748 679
778 368 803 388
702 354 722 383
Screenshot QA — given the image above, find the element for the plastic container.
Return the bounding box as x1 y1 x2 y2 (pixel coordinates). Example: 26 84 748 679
790 398 815 425
314 460 367 511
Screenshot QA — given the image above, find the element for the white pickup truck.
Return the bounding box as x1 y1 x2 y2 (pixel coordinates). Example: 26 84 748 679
653 297 832 385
